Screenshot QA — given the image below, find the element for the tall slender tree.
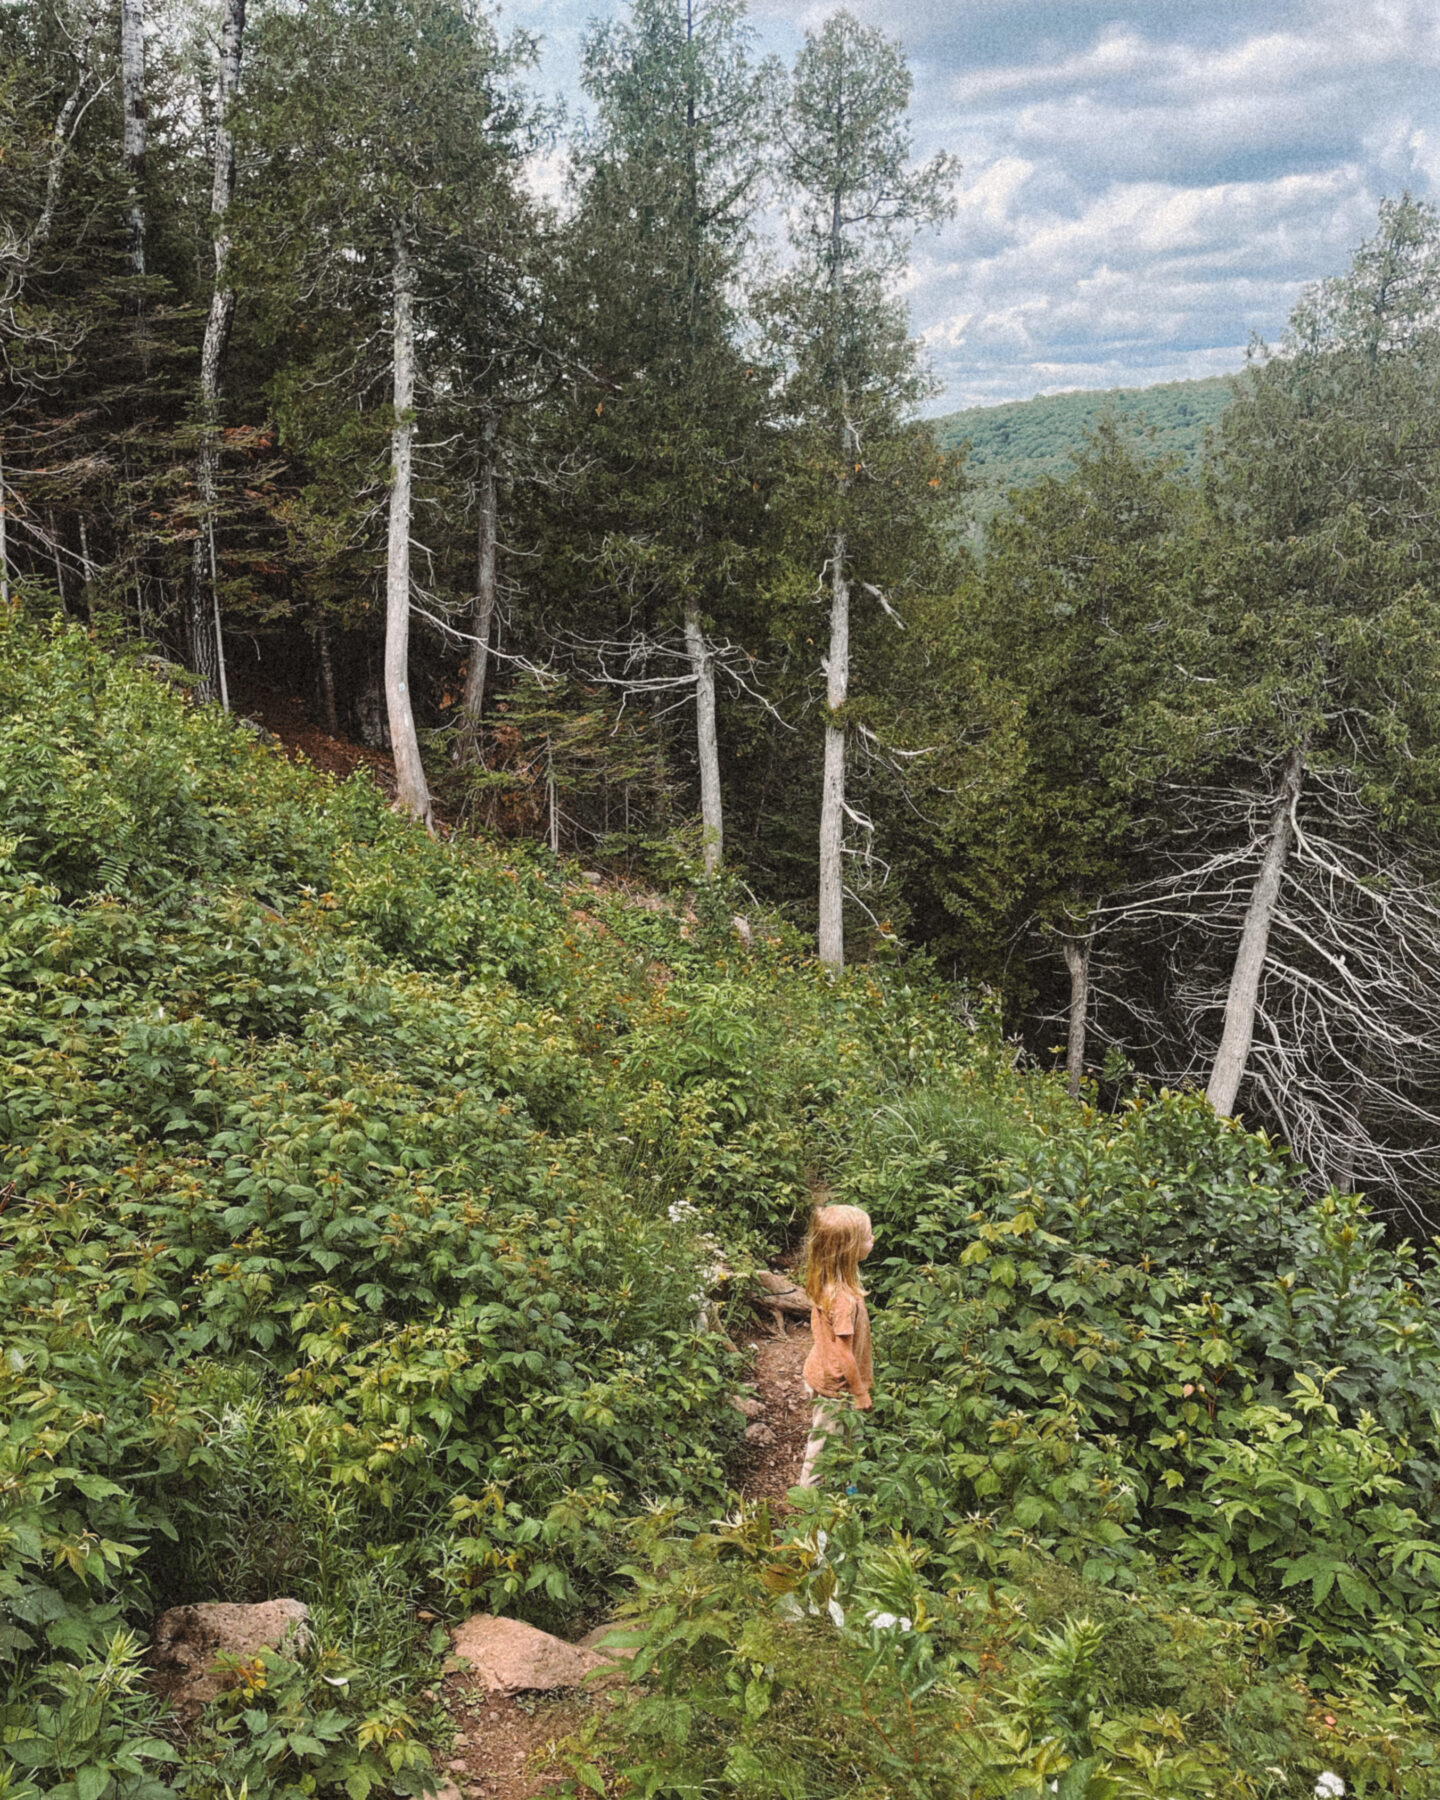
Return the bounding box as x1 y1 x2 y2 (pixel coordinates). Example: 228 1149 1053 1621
235 0 535 826
567 0 776 874
120 0 146 286
774 11 955 965
186 0 245 707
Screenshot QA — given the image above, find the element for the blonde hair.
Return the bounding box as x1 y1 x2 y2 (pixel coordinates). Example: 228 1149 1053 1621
803 1204 871 1319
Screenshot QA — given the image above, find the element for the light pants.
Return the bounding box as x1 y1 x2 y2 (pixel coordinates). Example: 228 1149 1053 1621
797 1385 844 1488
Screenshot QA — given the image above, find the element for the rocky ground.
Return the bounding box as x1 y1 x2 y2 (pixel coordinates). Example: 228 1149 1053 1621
438 1316 814 1799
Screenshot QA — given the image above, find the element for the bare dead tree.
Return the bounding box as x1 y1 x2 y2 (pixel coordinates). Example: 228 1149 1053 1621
1060 930 1093 1099
1207 747 1304 1115
457 405 498 758
1084 762 1440 1221
384 221 434 828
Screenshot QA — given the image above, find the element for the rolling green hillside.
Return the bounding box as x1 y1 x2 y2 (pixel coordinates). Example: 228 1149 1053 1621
934 373 1238 495
6 609 1440 1798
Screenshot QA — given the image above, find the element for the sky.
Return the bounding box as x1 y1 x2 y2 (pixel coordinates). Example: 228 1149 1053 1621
513 0 1440 412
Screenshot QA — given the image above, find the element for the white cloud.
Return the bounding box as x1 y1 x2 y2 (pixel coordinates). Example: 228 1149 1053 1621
527 0 1440 408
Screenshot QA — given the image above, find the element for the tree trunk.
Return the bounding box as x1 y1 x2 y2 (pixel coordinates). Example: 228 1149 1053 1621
48 511 66 609
0 447 9 609
78 516 92 619
187 0 245 706
384 225 433 828
817 529 848 968
1206 749 1304 1117
458 409 496 760
121 0 147 285
1062 932 1092 1099
684 596 723 875
316 625 338 735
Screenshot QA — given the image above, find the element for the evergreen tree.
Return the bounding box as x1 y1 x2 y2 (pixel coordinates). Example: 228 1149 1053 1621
233 0 536 824
556 0 777 873
768 10 956 966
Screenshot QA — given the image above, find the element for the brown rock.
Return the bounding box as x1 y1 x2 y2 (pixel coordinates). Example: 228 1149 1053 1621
576 1622 637 1662
149 1600 310 1721
447 1615 609 1696
743 1422 777 1447
730 1394 766 1420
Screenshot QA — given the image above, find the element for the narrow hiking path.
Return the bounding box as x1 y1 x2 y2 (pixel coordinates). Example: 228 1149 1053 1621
439 1314 814 1797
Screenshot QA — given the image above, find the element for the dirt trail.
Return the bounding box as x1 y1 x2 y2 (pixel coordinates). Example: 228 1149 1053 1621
733 1321 813 1506
437 1316 812 1798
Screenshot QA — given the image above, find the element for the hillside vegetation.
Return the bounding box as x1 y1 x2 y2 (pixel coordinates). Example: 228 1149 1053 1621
933 376 1236 495
4 611 1440 1800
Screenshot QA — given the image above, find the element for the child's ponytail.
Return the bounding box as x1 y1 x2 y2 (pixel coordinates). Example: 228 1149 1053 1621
803 1203 872 1319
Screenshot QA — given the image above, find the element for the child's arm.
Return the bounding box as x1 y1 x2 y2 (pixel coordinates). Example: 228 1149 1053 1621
834 1338 872 1409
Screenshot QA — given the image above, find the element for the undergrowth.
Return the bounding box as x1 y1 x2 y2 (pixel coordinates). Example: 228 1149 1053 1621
2 611 1438 1799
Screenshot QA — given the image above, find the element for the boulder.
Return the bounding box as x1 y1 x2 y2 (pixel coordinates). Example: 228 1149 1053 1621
150 1600 310 1721
576 1622 637 1662
447 1615 609 1696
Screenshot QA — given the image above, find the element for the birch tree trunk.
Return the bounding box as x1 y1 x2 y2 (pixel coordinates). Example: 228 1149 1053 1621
0 447 9 609
1206 748 1304 1117
458 409 496 761
1062 932 1092 1099
121 0 147 285
817 529 849 968
187 0 244 706
684 596 723 875
385 225 433 828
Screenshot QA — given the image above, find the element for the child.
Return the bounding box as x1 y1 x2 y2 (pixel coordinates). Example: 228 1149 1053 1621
796 1203 875 1489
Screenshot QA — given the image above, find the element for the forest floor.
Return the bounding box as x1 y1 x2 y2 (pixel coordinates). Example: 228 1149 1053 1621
233 684 401 792
437 1320 814 1800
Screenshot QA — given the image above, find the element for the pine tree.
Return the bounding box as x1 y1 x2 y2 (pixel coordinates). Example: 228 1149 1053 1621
234 0 535 825
770 11 955 966
562 0 778 874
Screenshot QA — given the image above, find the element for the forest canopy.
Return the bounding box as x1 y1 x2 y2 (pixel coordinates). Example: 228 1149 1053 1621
5 0 1440 1216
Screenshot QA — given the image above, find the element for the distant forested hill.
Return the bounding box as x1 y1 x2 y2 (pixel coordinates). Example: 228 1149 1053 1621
934 373 1237 495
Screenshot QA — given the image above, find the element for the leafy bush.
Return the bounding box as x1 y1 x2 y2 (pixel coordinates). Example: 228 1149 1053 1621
6 613 1440 1798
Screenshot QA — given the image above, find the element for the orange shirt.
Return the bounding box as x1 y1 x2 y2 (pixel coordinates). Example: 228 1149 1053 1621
803 1285 872 1399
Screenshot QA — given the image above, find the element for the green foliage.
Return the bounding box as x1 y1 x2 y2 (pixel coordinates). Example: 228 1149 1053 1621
933 377 1234 529
9 610 1440 1795
566 1078 1440 1791
0 613 986 1796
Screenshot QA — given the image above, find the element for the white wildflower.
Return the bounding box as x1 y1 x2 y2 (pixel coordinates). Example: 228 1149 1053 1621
1314 1777 1345 1800
865 1611 912 1632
